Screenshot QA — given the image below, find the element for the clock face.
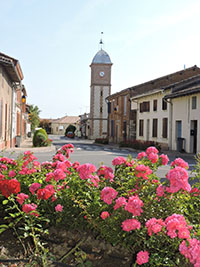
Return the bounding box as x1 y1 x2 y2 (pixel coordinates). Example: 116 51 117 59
99 71 105 77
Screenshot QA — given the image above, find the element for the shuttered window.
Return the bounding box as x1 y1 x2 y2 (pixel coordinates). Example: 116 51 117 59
140 101 150 112
152 119 158 137
192 96 197 109
162 99 167 110
139 120 144 136
162 118 168 138
153 99 157 111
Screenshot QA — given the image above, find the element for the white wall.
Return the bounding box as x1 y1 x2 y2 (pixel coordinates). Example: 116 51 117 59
135 91 170 147
172 94 200 153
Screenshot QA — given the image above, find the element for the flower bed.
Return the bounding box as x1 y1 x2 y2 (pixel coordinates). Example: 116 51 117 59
0 145 199 266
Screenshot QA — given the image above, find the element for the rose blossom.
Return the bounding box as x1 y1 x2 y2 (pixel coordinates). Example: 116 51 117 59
124 195 143 216
112 156 126 166
55 204 63 212
166 166 191 193
121 218 141 232
77 163 96 180
100 211 110 220
101 187 118 205
160 154 169 165
22 203 38 217
147 152 158 163
171 158 189 169
136 251 149 265
114 197 127 210
29 183 41 195
16 193 29 205
137 152 147 160
146 146 159 155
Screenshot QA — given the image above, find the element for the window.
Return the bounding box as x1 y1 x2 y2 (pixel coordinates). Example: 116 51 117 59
124 95 127 115
153 99 157 111
100 90 103 97
192 96 197 109
162 99 167 110
113 100 115 111
111 120 115 137
100 107 102 113
162 118 168 138
140 101 150 112
108 102 111 113
139 120 144 136
152 119 158 137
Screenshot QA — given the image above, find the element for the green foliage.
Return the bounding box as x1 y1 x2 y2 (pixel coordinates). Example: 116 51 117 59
95 138 109 144
33 128 51 147
65 124 76 135
29 104 41 131
0 148 199 266
120 140 161 151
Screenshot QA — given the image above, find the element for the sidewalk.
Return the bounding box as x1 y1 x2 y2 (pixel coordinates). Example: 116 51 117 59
5 138 56 153
94 142 196 161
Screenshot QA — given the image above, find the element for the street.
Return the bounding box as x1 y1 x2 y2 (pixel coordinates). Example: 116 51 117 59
1 135 197 180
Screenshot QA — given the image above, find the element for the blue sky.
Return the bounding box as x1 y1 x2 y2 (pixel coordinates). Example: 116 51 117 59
1 0 200 118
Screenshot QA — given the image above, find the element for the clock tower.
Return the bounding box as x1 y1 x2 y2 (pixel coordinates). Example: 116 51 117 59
89 43 112 139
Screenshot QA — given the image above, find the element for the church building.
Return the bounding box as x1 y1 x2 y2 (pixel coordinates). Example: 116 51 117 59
89 41 112 140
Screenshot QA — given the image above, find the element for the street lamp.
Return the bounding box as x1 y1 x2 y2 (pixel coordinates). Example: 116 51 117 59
22 95 26 104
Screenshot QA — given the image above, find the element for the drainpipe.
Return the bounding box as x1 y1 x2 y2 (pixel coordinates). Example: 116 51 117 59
164 98 173 150
10 83 15 148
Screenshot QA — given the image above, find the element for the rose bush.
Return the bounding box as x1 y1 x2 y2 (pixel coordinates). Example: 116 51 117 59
0 145 199 266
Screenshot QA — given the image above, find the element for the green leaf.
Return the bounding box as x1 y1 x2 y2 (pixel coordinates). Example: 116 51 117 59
2 200 8 205
0 224 8 229
0 228 7 234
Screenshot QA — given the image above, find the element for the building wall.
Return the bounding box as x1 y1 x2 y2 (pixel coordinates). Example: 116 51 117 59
51 122 80 135
90 85 110 139
0 66 13 149
108 92 130 143
171 94 200 153
135 91 170 149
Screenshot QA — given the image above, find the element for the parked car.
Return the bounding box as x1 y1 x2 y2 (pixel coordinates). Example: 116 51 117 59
66 131 75 138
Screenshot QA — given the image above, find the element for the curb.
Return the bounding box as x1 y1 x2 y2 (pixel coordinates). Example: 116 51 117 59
5 145 56 153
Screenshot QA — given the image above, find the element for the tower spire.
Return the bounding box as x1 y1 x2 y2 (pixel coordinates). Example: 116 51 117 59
99 32 104 50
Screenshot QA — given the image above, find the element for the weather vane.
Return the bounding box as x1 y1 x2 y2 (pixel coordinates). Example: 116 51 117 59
99 32 104 49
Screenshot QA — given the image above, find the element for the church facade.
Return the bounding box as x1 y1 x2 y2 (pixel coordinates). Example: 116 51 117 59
89 48 112 140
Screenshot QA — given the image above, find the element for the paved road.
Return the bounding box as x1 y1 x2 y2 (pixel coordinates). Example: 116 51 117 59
1 135 198 181
51 136 197 180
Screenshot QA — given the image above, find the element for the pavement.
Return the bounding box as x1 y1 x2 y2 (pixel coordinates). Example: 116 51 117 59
94 142 197 161
4 138 56 153
3 136 197 162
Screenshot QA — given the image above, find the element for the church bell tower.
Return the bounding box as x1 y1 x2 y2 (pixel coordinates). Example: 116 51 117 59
89 38 112 139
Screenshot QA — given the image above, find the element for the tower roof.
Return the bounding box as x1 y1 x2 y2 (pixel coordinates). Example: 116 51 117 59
92 49 112 64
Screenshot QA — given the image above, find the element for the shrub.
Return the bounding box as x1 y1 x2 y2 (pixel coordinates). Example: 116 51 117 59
95 138 109 144
65 124 76 136
120 139 161 151
32 128 52 147
0 146 199 266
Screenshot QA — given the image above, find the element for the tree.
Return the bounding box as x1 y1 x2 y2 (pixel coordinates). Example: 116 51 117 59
29 105 41 131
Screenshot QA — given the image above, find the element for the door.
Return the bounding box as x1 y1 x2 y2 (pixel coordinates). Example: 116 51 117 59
176 121 182 138
191 120 197 153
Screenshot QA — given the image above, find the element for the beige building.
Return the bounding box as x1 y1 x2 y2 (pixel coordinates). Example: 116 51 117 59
130 67 200 153
51 116 80 135
89 45 112 140
0 52 26 149
164 75 200 153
